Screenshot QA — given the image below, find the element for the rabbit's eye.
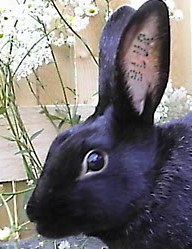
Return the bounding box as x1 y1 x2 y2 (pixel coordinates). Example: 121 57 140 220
87 151 106 171
80 150 108 178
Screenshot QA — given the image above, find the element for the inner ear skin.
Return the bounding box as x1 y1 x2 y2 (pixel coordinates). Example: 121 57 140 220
113 0 170 124
120 15 162 115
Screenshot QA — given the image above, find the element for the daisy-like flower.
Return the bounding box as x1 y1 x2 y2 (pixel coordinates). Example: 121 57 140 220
85 4 99 17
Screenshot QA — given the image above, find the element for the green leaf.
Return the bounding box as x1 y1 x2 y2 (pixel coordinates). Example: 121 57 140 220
71 114 81 126
0 106 6 115
30 129 44 141
58 119 66 130
48 114 64 121
1 135 15 142
15 150 29 156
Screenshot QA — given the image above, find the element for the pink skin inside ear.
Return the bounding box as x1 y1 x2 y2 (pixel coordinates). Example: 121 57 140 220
121 15 161 115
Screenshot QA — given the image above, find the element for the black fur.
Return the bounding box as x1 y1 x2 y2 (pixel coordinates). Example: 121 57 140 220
27 1 192 248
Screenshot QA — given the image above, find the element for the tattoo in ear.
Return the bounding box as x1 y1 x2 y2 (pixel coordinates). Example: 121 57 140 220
127 33 154 83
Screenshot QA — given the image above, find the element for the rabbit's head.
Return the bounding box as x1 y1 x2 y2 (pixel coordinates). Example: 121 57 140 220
27 0 170 240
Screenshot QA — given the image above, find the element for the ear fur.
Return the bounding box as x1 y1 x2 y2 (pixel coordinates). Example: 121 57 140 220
113 0 170 124
95 5 135 115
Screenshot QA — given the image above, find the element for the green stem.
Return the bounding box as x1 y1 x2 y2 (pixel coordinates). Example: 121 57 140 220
12 181 19 239
0 194 14 227
105 0 110 18
26 76 59 130
19 221 31 229
4 107 33 179
0 195 13 207
2 66 42 180
9 67 42 171
40 20 73 125
50 0 98 66
3 187 35 196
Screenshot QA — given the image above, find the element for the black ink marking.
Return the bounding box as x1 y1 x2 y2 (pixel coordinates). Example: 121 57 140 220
134 33 154 57
128 69 143 82
138 72 143 82
131 60 147 70
138 33 154 45
131 62 137 66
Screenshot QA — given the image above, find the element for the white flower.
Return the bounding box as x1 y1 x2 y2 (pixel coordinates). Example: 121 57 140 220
105 8 113 22
27 179 34 186
130 0 183 22
76 0 92 8
58 240 71 249
66 36 75 46
164 0 175 11
130 0 147 9
52 33 66 47
85 5 99 17
173 9 184 20
155 81 192 123
0 0 63 79
74 6 84 16
0 0 97 80
39 241 44 247
73 16 89 31
0 227 11 241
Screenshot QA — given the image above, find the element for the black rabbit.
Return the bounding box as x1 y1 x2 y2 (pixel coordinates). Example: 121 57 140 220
27 1 192 249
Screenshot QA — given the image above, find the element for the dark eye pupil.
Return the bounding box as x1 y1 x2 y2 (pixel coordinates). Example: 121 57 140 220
87 152 105 171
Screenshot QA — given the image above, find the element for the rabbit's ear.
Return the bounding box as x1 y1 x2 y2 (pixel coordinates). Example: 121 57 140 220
95 5 135 115
114 0 170 124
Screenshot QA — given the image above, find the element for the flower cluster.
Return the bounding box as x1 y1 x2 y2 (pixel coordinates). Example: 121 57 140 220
0 0 57 79
58 240 71 249
155 81 192 123
0 226 19 241
0 0 99 80
0 227 11 241
165 0 183 20
59 0 99 31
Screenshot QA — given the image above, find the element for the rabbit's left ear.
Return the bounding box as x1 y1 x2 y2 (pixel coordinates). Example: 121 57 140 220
114 0 170 124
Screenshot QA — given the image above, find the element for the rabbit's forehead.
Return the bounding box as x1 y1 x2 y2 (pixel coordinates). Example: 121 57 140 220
50 109 114 157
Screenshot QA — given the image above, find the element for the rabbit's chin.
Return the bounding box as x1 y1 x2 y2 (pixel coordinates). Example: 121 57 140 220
36 222 80 239
35 216 121 241
35 218 109 239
